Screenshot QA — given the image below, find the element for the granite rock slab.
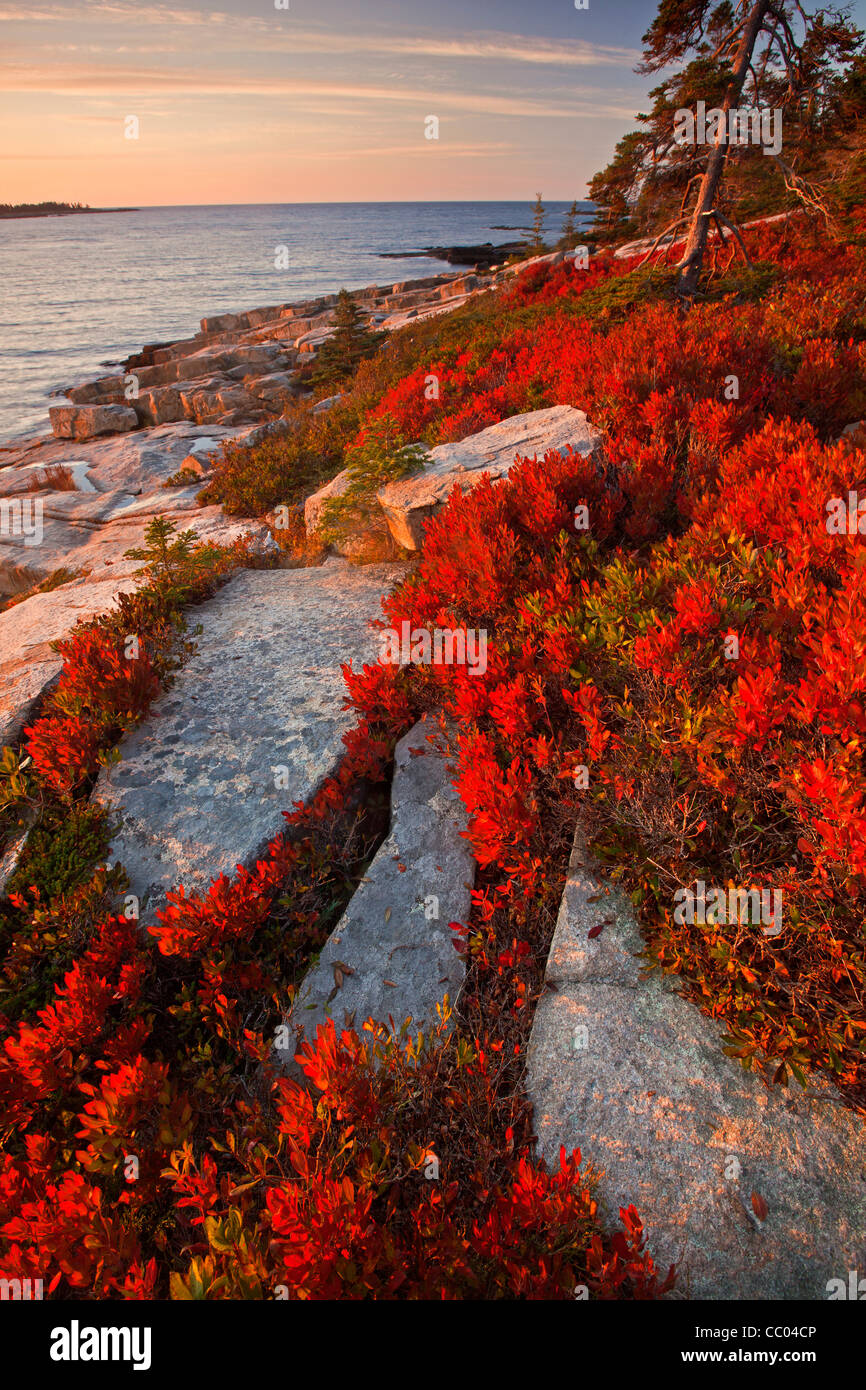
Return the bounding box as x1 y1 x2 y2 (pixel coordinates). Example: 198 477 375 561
527 832 866 1300
94 559 402 918
376 405 601 550
281 718 474 1060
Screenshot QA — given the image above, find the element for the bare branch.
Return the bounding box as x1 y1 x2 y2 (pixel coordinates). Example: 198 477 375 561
636 216 693 269
772 155 838 230
714 211 754 265
678 173 705 217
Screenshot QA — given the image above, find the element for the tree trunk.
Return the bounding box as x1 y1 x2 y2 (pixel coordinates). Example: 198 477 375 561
677 0 773 296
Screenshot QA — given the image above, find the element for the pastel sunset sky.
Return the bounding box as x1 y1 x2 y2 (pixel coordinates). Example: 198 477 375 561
1 0 661 205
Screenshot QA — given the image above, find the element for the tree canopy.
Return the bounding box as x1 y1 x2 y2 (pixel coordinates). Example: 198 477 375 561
589 0 865 291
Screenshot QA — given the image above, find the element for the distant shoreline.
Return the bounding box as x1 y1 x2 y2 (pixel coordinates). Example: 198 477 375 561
0 207 138 220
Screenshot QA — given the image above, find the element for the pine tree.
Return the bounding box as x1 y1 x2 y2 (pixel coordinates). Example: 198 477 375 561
531 193 546 253
559 199 579 248
588 1 863 294
310 289 384 389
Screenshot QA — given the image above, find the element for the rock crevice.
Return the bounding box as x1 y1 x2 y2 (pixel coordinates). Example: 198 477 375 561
281 718 474 1061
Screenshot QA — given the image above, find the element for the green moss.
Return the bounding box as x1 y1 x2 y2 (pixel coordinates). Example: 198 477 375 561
6 802 113 900
571 265 679 323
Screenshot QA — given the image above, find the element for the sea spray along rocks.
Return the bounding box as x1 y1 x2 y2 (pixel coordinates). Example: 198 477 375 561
93 559 403 919
278 719 474 1062
527 833 866 1299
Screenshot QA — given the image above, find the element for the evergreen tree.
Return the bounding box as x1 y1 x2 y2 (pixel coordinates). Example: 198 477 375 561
588 1 863 293
558 199 581 248
531 192 546 253
310 289 384 389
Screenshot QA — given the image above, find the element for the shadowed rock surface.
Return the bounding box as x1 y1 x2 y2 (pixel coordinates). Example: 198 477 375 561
280 718 473 1062
527 832 866 1300
93 559 403 919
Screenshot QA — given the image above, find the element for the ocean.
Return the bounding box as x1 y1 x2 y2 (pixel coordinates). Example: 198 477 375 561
0 200 594 445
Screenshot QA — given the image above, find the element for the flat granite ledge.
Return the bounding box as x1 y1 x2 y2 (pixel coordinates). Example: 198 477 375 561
93 558 403 919
278 717 475 1067
526 831 866 1300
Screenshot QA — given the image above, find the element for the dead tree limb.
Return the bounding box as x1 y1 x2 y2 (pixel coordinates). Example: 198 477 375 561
635 215 692 269
714 211 753 265
772 156 837 231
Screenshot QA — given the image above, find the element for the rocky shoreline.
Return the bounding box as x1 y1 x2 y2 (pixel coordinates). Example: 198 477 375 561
0 251 564 602
0 246 567 754
40 267 494 444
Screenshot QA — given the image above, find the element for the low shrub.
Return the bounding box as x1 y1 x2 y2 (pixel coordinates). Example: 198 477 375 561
318 413 428 551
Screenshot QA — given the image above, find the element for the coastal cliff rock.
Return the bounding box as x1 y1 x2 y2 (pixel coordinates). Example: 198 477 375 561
45 269 500 441
48 403 138 440
92 559 403 920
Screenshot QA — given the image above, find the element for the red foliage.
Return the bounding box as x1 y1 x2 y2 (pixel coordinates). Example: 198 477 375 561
5 212 866 1299
23 625 161 795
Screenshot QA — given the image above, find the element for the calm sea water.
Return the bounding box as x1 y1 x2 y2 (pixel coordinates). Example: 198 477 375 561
0 201 593 444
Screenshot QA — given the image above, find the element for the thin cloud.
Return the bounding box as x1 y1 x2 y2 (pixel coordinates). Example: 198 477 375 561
299 33 639 68
0 65 635 119
0 4 638 69
310 141 517 160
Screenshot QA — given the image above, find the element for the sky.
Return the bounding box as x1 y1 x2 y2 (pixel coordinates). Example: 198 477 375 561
2 0 864 207
0 0 666 205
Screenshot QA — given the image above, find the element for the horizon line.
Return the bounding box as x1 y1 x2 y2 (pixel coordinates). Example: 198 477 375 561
7 197 596 209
